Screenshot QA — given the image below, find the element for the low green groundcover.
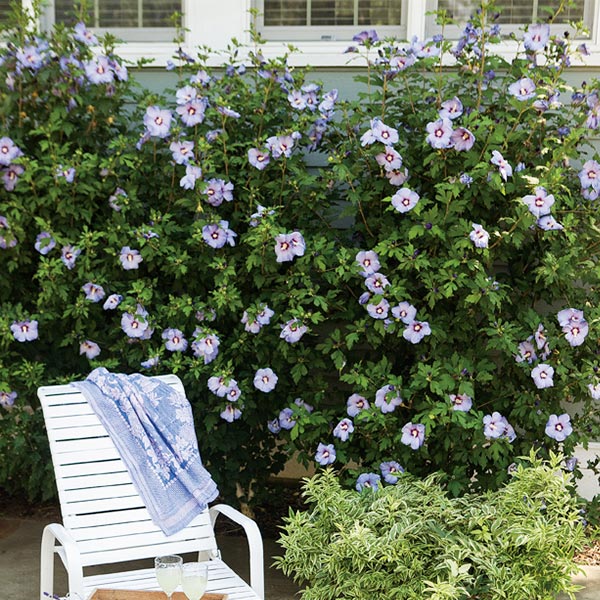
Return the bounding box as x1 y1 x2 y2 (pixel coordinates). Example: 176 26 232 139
276 452 586 600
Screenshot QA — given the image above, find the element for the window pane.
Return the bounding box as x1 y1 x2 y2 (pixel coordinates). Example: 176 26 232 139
0 0 12 22
438 0 585 25
358 0 402 26
264 0 401 27
54 0 180 28
264 0 307 26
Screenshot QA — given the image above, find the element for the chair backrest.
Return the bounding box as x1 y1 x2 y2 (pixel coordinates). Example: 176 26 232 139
38 374 219 567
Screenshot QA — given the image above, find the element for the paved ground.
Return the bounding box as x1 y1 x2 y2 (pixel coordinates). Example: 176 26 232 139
2 515 599 599
0 516 300 600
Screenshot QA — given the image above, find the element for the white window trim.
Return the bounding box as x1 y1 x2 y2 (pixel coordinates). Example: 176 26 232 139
16 0 600 68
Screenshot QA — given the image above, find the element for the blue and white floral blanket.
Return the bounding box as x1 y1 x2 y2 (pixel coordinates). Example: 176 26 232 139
74 367 219 536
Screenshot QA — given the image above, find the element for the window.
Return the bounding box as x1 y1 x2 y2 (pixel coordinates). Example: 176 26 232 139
44 0 182 42
430 0 593 38
0 0 12 22
438 0 586 25
257 0 405 41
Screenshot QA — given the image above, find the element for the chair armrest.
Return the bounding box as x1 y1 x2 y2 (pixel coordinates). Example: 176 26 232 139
40 523 85 600
209 503 264 599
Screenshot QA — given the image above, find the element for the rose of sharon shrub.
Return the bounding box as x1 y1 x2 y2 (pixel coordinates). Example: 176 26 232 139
0 1 599 505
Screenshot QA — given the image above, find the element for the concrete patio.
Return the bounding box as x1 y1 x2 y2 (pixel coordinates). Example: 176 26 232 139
2 514 599 599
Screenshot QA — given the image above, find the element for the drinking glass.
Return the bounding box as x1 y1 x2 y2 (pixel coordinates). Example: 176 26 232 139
155 554 183 600
181 562 208 600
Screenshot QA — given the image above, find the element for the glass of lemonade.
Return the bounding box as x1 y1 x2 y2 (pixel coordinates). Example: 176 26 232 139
155 554 183 600
181 562 208 600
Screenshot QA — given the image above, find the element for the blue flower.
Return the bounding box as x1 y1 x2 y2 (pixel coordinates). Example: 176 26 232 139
202 221 237 248
537 215 564 230
143 106 172 138
366 298 389 320
278 407 297 430
523 23 550 51
375 384 402 414
403 320 431 344
469 223 489 248
141 356 159 369
401 422 425 449
426 118 453 149
449 393 472 412
180 165 203 190
439 96 463 120
177 98 208 127
356 472 380 492
248 148 270 170
522 187 555 218
121 305 152 339
254 368 278 392
162 328 188 352
0 137 23 166
85 55 114 84
119 246 143 270
203 178 234 207
483 412 511 439
333 418 354 441
545 413 572 442
375 146 403 171
563 320 589 347
280 318 307 343
315 442 336 466
3 164 24 191
355 250 380 276
73 22 98 45
490 150 512 181
274 232 305 262
531 363 554 389
220 404 242 423
364 272 390 295
508 77 536 101
61 245 81 269
360 118 399 146
450 127 475 151
579 159 600 190
80 340 101 359
268 418 281 434
515 340 537 364
169 140 195 165
103 294 123 310
82 282 106 302
391 187 420 213
0 390 17 408
346 393 369 417
191 329 220 364
35 232 56 255
208 376 230 397
380 461 404 484
391 302 417 324
11 319 39 342
265 133 299 158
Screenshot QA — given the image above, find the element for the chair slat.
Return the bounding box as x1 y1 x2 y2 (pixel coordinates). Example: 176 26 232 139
69 513 212 541
60 470 132 490
56 458 126 478
76 523 217 555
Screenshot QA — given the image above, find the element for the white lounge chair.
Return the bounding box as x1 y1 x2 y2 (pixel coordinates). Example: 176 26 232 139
38 374 264 600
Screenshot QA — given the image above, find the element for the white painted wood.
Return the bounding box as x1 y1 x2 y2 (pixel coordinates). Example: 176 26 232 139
38 375 264 600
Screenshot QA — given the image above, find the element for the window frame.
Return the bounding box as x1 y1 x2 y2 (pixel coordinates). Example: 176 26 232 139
254 0 408 42
8 0 600 68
